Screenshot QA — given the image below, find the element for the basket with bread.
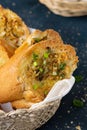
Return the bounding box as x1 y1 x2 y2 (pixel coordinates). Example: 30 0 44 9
0 5 78 130
39 0 87 17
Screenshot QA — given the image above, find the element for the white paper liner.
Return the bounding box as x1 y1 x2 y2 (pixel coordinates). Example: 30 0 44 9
0 76 75 112
1 102 14 112
29 27 36 33
30 76 75 109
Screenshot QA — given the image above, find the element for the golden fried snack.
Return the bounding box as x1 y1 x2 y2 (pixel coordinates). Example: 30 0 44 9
0 39 78 109
15 29 63 54
0 39 9 68
0 5 30 56
25 29 63 46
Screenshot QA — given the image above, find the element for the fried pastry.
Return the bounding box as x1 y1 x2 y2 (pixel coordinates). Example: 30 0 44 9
0 5 30 56
0 39 9 68
15 29 63 54
0 39 78 108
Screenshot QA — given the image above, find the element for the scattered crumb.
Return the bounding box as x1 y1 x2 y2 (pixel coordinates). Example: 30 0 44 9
66 126 70 128
58 29 61 33
75 42 79 45
70 121 74 124
76 125 81 130
77 32 81 36
47 11 51 14
85 94 87 100
81 97 86 103
12 2 16 6
29 11 32 14
67 110 70 114
55 125 58 128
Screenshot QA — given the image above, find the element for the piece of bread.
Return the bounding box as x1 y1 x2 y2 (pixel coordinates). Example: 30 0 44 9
15 29 63 54
0 38 78 109
25 29 63 46
0 5 30 57
0 39 9 68
12 99 35 109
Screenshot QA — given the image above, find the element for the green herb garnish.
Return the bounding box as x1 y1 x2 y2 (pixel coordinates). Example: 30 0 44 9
59 63 66 70
33 53 38 61
73 99 84 107
33 84 38 90
33 61 38 67
39 68 44 72
60 73 65 79
44 52 49 58
33 38 41 43
44 90 48 95
75 75 83 82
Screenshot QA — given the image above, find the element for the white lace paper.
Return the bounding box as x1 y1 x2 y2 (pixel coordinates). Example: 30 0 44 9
30 76 75 109
0 76 75 112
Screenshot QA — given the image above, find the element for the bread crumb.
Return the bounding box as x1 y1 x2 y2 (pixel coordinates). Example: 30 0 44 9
67 110 70 114
77 32 81 36
12 2 16 6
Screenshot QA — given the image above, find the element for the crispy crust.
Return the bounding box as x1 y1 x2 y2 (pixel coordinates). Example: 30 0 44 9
0 5 30 56
15 29 63 54
0 38 78 108
12 99 34 109
0 39 9 67
25 29 63 46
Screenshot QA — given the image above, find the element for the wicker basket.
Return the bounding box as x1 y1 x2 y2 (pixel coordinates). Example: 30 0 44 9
0 100 60 130
0 74 75 130
39 0 87 16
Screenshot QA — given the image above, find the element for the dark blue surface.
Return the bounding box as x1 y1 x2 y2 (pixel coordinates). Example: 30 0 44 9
0 0 87 130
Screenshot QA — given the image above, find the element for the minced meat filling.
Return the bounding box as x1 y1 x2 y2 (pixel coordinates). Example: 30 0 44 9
18 47 71 96
31 47 66 82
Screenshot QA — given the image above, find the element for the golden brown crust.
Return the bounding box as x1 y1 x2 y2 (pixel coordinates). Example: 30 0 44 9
15 29 63 54
25 29 63 45
0 38 14 57
44 29 63 42
0 5 30 56
0 39 9 68
12 99 34 109
0 38 78 108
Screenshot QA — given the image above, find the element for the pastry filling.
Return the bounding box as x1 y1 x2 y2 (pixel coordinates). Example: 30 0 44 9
0 12 26 48
32 47 66 81
19 46 71 98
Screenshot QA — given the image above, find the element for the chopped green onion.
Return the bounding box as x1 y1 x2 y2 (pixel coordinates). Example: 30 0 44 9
59 63 66 70
33 84 38 90
75 75 83 82
44 90 48 95
44 52 49 58
33 61 38 67
60 73 65 79
33 38 41 42
73 99 84 107
39 68 43 72
33 53 38 61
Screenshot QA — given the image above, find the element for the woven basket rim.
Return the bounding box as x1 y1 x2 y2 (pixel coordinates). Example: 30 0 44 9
40 0 87 4
39 0 87 16
0 100 61 130
56 0 87 3
0 99 60 116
